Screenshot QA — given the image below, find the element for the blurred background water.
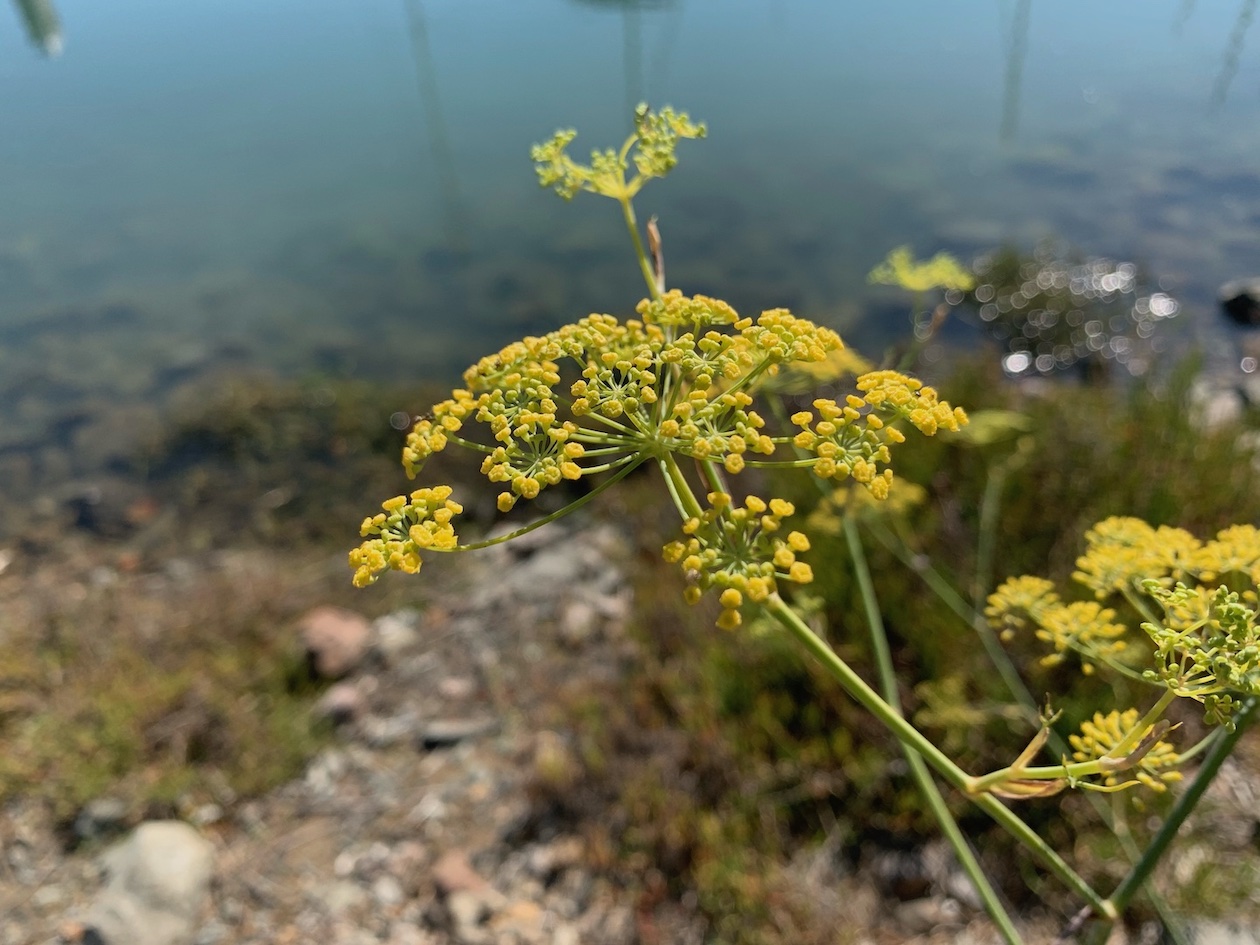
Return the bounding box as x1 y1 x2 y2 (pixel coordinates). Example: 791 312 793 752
2 0 1259 489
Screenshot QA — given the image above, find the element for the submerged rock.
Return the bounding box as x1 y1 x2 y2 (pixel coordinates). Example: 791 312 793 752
1220 278 1260 327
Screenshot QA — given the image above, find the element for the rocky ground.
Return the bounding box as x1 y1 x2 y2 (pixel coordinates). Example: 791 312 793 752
0 513 1078 945
3 502 1260 945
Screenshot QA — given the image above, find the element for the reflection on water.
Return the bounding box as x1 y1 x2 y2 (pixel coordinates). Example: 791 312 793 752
999 0 1031 141
568 0 681 120
1212 0 1257 105
403 0 467 251
10 0 60 56
966 244 1180 379
2 0 1260 529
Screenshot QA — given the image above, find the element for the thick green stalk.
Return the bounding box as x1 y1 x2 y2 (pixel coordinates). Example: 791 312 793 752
867 518 1034 718
967 690 1177 794
764 594 1111 918
659 451 703 520
842 517 1024 945
620 195 661 300
1105 696 1258 916
764 595 971 789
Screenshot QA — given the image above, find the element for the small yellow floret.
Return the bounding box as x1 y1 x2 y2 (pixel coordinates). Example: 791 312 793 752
769 499 794 517
788 562 814 584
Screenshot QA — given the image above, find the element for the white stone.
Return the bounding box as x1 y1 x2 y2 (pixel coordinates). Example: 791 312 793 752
84 821 215 945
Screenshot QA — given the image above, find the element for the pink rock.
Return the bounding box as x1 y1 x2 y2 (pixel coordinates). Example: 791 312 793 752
300 606 372 679
431 850 489 895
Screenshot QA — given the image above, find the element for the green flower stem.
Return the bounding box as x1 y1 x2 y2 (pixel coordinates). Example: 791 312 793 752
660 451 704 520
452 457 646 551
699 458 727 497
842 517 1024 945
1104 695 1259 918
1110 690 1177 756
1174 727 1222 764
967 690 1177 794
718 357 776 401
763 594 970 788
762 593 989 870
574 457 641 475
865 518 1035 719
1107 796 1192 945
619 194 661 301
764 593 1112 918
573 412 638 437
1120 584 1163 630
569 445 638 457
444 433 495 454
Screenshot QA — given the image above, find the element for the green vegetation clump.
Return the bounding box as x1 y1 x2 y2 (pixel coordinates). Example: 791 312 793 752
0 551 331 827
0 374 457 830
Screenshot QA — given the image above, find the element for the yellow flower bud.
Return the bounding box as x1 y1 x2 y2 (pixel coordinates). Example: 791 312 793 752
769 499 794 517
789 562 814 583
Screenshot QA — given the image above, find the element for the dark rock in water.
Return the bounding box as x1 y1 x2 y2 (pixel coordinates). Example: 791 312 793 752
62 478 149 538
1220 279 1260 326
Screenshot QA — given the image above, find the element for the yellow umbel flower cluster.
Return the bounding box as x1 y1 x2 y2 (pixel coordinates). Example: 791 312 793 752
986 577 1127 674
990 516 1260 728
531 103 705 202
1069 709 1182 792
871 248 977 296
1073 517 1204 597
868 246 976 294
1143 583 1260 729
662 492 813 629
350 486 463 587
354 107 969 605
790 372 966 500
353 290 967 588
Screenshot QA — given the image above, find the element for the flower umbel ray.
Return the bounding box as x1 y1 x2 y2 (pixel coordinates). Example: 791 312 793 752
350 486 463 587
351 293 967 593
662 492 813 629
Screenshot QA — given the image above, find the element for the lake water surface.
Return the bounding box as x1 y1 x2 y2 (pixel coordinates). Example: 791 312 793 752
2 0 1260 474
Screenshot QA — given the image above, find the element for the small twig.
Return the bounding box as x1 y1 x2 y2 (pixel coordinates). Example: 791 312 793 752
647 216 665 295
